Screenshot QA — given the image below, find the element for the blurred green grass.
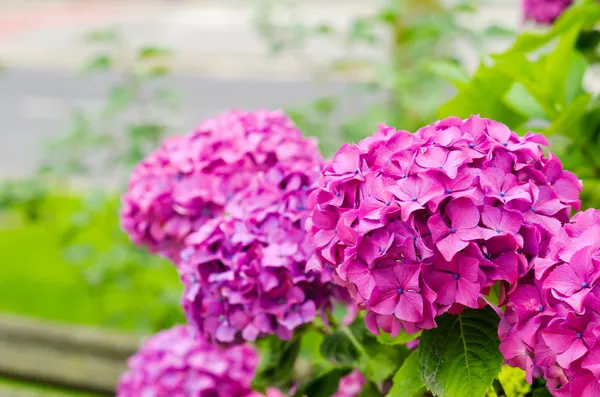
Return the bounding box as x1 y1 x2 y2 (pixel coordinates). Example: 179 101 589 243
0 194 182 330
0 377 103 397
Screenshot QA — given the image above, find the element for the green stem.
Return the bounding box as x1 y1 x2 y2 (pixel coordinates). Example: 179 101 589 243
340 326 367 358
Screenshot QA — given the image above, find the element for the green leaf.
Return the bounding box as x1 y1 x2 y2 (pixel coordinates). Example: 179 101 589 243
292 368 353 397
576 30 600 53
377 329 420 345
105 85 135 115
388 350 427 397
419 307 503 397
565 52 588 104
486 281 503 308
83 54 112 72
483 25 515 38
347 323 410 384
252 335 303 392
541 24 582 108
438 65 527 128
320 329 360 366
314 23 333 35
348 17 377 44
138 46 170 60
532 388 553 397
503 82 547 120
492 53 557 119
427 59 469 86
357 381 382 397
544 93 592 137
146 65 170 78
322 322 409 385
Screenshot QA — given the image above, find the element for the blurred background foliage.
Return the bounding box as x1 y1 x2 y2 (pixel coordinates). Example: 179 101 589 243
255 0 514 154
0 29 183 333
0 0 599 341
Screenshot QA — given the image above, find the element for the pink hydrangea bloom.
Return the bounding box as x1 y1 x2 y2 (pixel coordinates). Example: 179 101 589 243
117 325 258 397
499 209 600 396
308 116 580 336
179 166 337 344
332 370 366 397
121 109 323 262
522 0 573 24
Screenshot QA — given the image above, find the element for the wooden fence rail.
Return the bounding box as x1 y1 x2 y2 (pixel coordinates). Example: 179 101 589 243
0 315 144 395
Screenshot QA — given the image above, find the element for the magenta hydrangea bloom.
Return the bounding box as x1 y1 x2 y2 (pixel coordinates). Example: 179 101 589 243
179 165 337 344
117 325 258 397
523 0 573 24
332 370 366 397
499 209 600 396
308 116 581 336
121 109 323 261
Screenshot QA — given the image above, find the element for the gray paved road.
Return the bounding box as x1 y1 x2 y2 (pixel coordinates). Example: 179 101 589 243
0 67 372 177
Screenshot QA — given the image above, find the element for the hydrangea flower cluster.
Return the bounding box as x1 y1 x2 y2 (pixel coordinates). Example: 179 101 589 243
307 115 581 336
120 109 322 262
522 0 573 24
116 325 258 397
179 165 338 344
499 209 600 396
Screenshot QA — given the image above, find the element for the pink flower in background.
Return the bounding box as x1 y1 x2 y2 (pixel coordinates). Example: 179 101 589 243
120 109 323 263
118 326 365 397
116 325 258 397
308 115 580 336
523 0 574 25
332 370 366 397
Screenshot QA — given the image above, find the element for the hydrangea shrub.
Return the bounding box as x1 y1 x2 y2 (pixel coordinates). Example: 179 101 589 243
119 107 592 397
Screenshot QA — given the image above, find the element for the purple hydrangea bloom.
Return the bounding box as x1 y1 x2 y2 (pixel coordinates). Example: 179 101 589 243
121 109 323 262
308 116 581 336
499 209 600 396
117 325 258 397
179 166 337 344
523 0 573 25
